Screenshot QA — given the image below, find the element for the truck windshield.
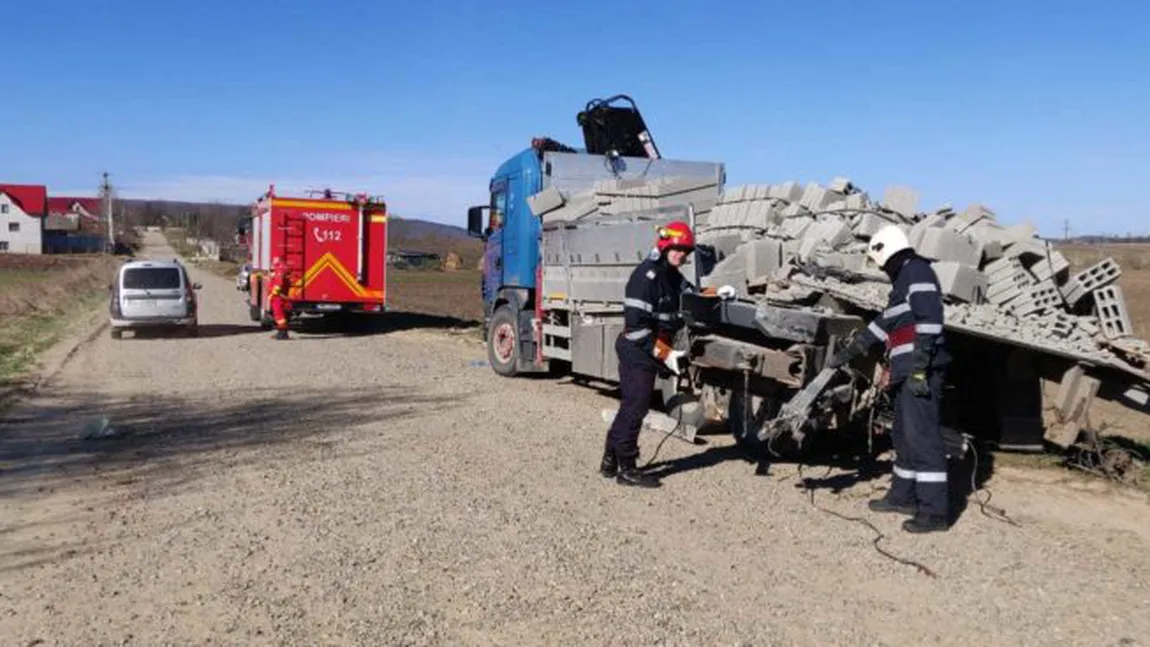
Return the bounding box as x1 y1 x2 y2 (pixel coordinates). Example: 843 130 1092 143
123 267 182 290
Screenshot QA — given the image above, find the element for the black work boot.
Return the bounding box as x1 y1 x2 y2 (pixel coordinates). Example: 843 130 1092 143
599 448 618 478
868 496 917 516
902 513 949 534
615 455 660 489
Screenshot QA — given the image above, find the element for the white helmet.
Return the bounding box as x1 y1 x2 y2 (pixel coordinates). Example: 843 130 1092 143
866 225 912 269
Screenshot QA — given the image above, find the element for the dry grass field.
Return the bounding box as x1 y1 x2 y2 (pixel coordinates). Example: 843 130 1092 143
0 254 119 384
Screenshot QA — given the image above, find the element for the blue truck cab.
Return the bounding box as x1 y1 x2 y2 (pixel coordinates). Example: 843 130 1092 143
466 96 725 377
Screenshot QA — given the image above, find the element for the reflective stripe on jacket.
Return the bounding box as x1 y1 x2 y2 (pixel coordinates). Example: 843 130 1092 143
857 254 950 381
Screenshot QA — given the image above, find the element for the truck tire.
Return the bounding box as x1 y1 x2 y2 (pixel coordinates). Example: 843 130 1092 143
486 305 520 377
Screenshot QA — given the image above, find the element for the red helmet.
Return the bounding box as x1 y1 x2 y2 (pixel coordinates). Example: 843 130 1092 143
656 220 695 253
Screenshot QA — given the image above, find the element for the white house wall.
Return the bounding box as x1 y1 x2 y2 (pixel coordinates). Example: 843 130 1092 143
0 194 43 254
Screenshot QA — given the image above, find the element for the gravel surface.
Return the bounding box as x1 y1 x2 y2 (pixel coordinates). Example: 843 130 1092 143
3 232 1150 646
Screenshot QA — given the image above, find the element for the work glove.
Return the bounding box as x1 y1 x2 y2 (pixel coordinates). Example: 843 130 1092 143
654 338 688 375
662 349 688 375
700 285 737 300
908 340 934 397
908 370 931 397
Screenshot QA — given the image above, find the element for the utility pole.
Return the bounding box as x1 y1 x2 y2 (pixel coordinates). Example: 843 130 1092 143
1062 219 1070 241
100 171 115 253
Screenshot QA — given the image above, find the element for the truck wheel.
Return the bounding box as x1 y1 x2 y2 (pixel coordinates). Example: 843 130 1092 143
486 306 520 377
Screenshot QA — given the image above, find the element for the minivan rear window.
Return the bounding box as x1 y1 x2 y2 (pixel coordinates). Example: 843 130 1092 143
122 267 182 290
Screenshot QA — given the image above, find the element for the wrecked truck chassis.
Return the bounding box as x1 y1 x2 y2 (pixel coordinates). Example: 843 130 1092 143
676 292 877 448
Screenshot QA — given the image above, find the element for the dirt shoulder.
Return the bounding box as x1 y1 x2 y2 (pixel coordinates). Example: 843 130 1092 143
0 254 120 397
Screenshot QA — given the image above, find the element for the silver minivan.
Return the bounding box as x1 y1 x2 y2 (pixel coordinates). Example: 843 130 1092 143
109 259 201 339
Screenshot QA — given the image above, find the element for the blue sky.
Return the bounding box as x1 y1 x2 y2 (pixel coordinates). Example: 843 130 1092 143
3 0 1147 237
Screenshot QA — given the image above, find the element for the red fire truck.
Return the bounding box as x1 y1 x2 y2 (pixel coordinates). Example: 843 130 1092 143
244 185 389 327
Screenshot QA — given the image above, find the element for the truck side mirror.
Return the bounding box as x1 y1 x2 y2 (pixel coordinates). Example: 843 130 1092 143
467 206 489 239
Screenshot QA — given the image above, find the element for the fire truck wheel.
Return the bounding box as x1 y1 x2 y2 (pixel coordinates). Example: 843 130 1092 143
486 305 520 377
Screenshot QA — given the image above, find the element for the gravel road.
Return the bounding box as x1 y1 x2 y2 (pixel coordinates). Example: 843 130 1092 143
3 231 1150 646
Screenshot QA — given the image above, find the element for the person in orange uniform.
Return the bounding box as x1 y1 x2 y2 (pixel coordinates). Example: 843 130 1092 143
268 261 293 340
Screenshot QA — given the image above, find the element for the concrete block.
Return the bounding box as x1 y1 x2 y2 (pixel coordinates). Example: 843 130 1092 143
799 183 833 210
909 213 946 249
819 252 869 272
984 256 1021 278
726 185 751 203
1004 237 1047 263
778 216 814 239
1045 364 1100 449
540 197 597 224
1075 315 1100 337
1073 257 1121 292
527 186 565 216
781 239 802 263
932 261 989 304
700 252 748 290
1041 311 1076 339
844 193 870 210
953 204 997 233
828 177 854 194
1059 277 1088 308
1029 250 1070 282
768 181 804 203
797 237 825 262
780 203 807 218
1016 282 1062 316
852 212 887 238
977 239 1004 265
804 217 853 249
1093 284 1133 339
745 239 784 280
698 233 743 259
1000 223 1037 246
825 200 847 213
917 227 980 268
987 283 1022 306
881 185 920 219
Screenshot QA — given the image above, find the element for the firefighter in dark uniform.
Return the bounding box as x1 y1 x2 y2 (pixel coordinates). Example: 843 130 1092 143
828 224 952 533
599 221 695 488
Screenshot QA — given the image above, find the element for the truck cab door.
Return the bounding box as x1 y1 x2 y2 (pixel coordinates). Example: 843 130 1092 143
482 179 508 314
